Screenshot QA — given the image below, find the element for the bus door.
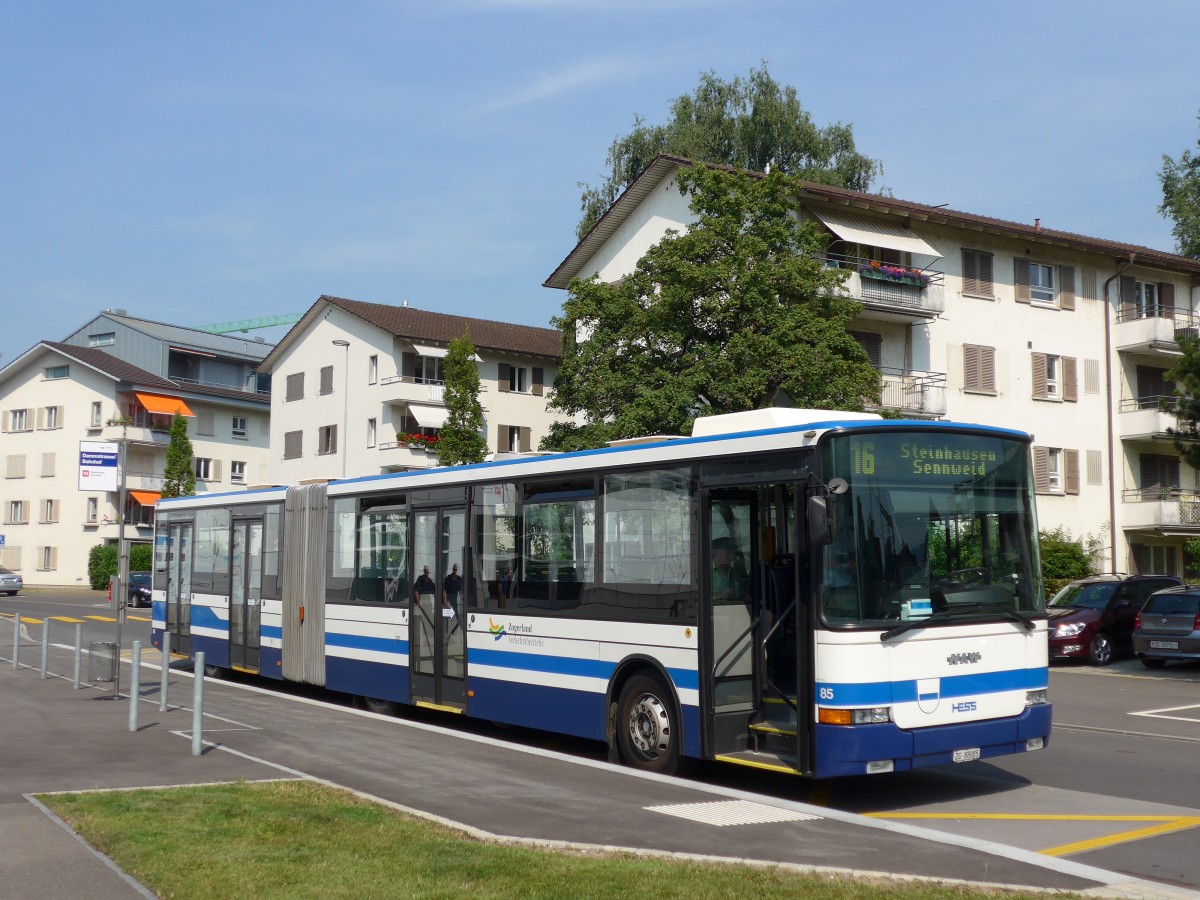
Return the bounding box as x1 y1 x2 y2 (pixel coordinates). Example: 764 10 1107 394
410 506 467 710
229 517 263 673
164 521 193 656
703 482 809 773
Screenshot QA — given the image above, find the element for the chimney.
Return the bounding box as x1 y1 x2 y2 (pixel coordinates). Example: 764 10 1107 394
1034 219 1041 232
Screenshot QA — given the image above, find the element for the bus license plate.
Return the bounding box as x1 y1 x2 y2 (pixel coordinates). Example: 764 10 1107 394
1149 641 1179 650
952 748 980 763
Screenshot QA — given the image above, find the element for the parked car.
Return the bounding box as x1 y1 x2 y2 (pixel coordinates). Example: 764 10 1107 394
128 571 152 608
1133 586 1200 668
1047 574 1182 665
0 565 21 596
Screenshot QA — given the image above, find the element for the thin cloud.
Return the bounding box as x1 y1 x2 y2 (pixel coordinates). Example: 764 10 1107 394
481 56 650 112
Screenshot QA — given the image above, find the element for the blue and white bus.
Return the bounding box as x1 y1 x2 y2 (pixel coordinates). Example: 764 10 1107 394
151 408 1051 778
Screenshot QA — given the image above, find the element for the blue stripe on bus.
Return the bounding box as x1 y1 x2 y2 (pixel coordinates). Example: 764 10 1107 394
190 633 229 668
190 605 227 632
262 624 282 641
818 667 1047 707
326 655 409 702
469 647 699 692
325 631 408 655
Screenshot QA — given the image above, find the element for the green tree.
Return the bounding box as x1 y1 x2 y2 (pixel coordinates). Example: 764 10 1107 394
1165 331 1200 468
161 413 195 497
1159 111 1200 259
437 329 488 466
544 165 879 451
576 63 880 240
1039 527 1099 599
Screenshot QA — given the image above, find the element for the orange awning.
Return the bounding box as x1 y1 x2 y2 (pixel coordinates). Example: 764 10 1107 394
129 490 162 506
134 392 194 417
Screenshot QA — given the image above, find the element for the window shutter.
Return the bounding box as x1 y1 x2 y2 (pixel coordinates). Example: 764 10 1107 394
976 251 994 297
320 365 334 395
198 410 215 436
495 423 506 451
42 453 55 477
37 407 45 430
1140 454 1158 490
519 427 531 453
1033 447 1050 493
962 249 978 296
532 367 544 397
56 406 64 428
963 346 980 391
2 412 8 432
331 425 338 455
7 455 26 479
1160 282 1176 312
1014 258 1031 303
498 364 510 393
1031 353 1048 399
1087 450 1102 485
851 331 883 368
1059 266 1076 310
981 347 995 392
1064 450 1080 495
1119 275 1136 317
1063 357 1078 402
211 460 223 482
1080 267 1098 301
1084 359 1100 394
49 547 58 571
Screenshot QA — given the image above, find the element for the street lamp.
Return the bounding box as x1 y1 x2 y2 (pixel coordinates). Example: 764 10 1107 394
332 340 350 479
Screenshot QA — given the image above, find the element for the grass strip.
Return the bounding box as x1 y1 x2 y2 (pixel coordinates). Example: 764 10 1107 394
41 780 1052 899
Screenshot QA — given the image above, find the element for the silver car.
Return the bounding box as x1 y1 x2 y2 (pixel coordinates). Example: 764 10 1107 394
1133 587 1200 668
0 565 21 596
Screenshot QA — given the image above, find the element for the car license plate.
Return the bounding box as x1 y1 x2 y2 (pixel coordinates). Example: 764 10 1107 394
1149 641 1179 650
952 748 980 763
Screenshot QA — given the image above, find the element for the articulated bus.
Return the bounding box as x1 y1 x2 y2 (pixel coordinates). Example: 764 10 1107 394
151 408 1051 778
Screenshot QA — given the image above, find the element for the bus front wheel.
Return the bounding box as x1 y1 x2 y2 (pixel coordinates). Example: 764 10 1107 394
617 674 679 775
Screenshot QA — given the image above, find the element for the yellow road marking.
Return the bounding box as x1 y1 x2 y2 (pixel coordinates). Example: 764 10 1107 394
85 615 117 622
865 812 1200 856
126 615 151 622
49 616 86 623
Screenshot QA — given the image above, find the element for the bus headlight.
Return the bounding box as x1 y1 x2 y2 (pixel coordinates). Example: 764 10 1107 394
1025 689 1048 707
819 707 891 725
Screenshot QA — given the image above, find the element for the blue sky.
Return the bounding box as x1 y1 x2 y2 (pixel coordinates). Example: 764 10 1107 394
3 0 1198 366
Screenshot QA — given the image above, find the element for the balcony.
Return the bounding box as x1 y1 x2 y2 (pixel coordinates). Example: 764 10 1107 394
1118 395 1182 441
822 254 945 321
868 368 947 418
1121 488 1200 532
380 376 446 406
1115 306 1198 356
377 442 439 470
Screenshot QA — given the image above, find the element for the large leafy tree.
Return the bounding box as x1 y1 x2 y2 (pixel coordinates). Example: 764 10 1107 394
1159 111 1200 259
576 63 880 240
1166 332 1200 468
161 413 195 497
544 165 879 451
437 329 488 466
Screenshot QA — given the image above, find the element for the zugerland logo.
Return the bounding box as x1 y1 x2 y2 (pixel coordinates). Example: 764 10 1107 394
946 652 982 666
952 701 977 713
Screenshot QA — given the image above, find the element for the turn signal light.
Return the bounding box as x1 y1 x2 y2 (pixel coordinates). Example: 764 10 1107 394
819 708 853 725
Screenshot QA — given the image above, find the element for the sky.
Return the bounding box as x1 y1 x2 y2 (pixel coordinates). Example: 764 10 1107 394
3 0 1198 367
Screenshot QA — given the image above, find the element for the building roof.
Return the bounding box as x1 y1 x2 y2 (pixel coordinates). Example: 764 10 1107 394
0 342 269 407
83 311 275 362
260 295 563 371
543 153 1200 289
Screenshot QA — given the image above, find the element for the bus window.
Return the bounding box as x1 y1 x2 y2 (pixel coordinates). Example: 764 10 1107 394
519 480 595 609
603 468 692 587
354 510 408 605
473 484 518 609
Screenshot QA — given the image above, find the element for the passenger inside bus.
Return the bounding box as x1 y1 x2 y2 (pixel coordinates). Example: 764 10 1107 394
711 537 749 604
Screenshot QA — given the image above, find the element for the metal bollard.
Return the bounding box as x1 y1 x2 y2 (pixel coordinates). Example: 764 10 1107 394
11 611 19 669
73 624 82 689
40 620 49 679
192 651 205 756
159 632 171 712
129 642 142 732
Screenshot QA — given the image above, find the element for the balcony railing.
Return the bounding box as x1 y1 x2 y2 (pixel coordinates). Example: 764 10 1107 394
870 368 947 418
377 442 439 469
1117 394 1180 441
1120 488 1200 529
821 253 945 319
170 375 270 396
1114 305 1199 354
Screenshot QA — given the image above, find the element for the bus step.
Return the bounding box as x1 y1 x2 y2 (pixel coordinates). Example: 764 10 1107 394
749 720 797 738
715 749 801 775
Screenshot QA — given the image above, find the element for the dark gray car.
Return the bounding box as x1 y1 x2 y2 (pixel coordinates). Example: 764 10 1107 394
1133 587 1200 668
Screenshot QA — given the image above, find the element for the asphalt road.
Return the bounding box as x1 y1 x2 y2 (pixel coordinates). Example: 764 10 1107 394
5 590 1200 892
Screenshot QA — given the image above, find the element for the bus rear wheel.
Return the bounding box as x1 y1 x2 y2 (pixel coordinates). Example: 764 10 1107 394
617 674 679 775
359 696 400 716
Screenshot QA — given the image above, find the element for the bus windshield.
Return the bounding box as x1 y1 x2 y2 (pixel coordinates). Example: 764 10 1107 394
820 430 1044 628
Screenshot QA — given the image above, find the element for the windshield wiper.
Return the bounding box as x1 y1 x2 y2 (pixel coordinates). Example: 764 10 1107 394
880 604 1036 642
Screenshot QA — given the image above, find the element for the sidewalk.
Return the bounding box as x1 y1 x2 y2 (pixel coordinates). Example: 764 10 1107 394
1 634 1196 899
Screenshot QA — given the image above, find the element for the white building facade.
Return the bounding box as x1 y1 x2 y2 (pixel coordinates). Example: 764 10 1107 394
260 295 566 483
544 155 1200 576
0 313 272 586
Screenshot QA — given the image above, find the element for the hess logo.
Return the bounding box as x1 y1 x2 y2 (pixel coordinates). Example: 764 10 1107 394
952 701 977 714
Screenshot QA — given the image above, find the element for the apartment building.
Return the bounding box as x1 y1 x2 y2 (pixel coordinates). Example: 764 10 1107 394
0 312 272 586
259 295 565 483
544 154 1200 575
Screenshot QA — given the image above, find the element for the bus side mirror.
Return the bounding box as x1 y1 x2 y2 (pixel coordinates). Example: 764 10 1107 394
807 496 832 547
